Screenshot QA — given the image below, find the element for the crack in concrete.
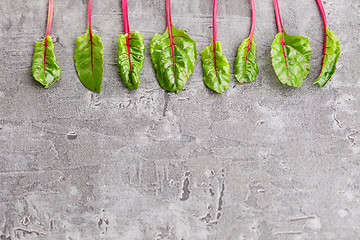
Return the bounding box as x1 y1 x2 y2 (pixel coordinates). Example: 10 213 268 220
216 169 225 221
347 130 359 147
13 228 46 237
180 171 190 201
200 210 212 223
331 88 343 129
288 216 315 221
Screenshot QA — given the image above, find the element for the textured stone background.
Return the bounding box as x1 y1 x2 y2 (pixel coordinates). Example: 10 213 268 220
1 0 359 239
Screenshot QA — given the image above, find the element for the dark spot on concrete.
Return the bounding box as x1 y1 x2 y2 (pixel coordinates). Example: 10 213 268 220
209 186 215 197
97 218 103 228
0 234 11 240
180 172 190 201
6 20 12 30
67 132 77 140
218 183 225 211
53 36 59 43
50 219 54 231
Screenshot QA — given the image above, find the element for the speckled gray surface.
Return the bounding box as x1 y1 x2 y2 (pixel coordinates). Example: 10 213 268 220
1 0 359 239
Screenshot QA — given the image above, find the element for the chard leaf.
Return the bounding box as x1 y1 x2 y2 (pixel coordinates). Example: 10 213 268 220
271 32 312 87
74 28 104 93
314 27 341 87
31 36 61 88
117 31 145 90
150 24 197 93
234 37 258 83
201 41 230 93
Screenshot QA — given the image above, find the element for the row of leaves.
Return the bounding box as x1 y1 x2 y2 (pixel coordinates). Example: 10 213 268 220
32 0 341 94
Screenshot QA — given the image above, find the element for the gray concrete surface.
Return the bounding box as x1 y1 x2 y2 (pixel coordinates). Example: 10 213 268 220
0 0 359 239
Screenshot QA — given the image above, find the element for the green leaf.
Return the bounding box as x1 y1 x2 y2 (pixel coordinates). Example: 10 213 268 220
31 36 61 88
74 28 104 93
271 32 312 87
117 31 145 90
201 41 230 93
150 24 197 93
234 37 258 83
314 27 341 87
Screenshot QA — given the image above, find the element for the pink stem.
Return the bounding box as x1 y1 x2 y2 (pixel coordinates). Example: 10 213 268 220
166 0 176 79
43 0 54 79
166 0 173 37
213 0 217 43
273 0 289 74
273 0 283 34
316 0 328 27
249 0 255 40
122 0 130 34
45 0 54 36
122 0 132 72
88 0 92 30
213 0 218 77
243 0 256 74
87 0 94 75
316 0 328 69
